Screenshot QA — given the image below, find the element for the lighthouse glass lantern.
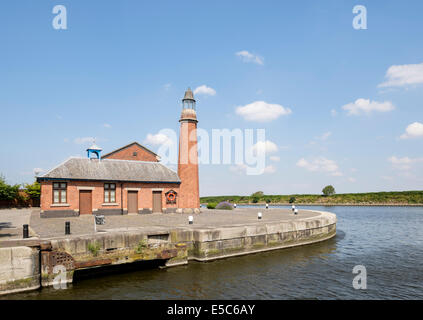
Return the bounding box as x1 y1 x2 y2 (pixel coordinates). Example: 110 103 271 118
182 87 196 110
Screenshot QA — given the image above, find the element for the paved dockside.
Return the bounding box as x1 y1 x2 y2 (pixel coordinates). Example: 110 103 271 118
0 209 33 239
28 208 321 239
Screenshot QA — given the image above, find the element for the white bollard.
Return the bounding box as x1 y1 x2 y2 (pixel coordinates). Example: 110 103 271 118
188 215 193 224
258 212 262 220
234 203 237 209
266 203 269 209
292 205 295 212
294 208 298 215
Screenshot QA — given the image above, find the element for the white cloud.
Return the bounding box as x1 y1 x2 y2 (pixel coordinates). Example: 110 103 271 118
236 101 292 122
230 163 276 175
251 140 278 156
263 165 276 174
235 51 264 65
270 156 280 162
74 137 94 145
400 122 423 139
379 62 423 88
317 131 332 141
296 157 342 176
194 85 216 96
381 175 393 181
103 123 111 128
229 164 248 175
388 156 423 170
342 98 395 116
33 168 44 176
144 133 173 146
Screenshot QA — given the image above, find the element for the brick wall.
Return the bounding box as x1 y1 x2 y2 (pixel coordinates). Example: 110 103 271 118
102 144 158 162
178 120 200 209
40 180 179 215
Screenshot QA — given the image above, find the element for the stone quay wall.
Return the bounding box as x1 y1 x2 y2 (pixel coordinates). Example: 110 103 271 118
0 246 40 295
0 210 336 295
171 210 337 261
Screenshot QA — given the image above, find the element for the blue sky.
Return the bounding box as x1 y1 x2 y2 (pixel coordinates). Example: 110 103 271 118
1 0 422 196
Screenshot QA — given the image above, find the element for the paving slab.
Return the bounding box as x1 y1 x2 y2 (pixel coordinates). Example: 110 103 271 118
0 209 33 240
29 207 320 239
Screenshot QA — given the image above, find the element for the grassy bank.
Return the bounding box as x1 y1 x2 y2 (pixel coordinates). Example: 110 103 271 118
200 191 423 205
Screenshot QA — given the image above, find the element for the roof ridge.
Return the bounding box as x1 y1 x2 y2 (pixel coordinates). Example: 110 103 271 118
100 158 162 164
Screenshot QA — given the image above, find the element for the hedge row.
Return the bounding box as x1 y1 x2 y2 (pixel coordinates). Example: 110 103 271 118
201 191 423 205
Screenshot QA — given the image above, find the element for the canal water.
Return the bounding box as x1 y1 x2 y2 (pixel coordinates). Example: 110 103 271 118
5 206 423 299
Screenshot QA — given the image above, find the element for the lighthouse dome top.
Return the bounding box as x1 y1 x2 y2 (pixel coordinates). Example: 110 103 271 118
182 88 195 102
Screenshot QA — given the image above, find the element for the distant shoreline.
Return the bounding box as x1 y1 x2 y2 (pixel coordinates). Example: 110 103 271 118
228 203 423 207
201 191 423 207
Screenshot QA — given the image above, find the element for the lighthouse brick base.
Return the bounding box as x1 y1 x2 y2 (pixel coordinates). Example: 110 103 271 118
177 89 200 213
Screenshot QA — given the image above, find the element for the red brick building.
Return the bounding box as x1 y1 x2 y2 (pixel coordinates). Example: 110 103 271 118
37 89 200 217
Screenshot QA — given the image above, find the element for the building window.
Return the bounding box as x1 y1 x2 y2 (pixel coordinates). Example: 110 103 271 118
133 152 137 156
53 182 67 204
104 183 116 203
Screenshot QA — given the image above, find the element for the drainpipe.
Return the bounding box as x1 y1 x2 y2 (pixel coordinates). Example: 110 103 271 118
121 182 123 215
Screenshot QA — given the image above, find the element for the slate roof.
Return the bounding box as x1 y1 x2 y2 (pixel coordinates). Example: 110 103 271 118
37 158 180 183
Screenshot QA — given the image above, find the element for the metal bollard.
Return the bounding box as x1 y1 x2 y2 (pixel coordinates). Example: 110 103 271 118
23 224 29 239
65 221 71 235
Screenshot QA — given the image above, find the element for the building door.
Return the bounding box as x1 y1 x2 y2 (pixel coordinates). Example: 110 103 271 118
152 191 162 213
79 190 92 215
127 191 138 214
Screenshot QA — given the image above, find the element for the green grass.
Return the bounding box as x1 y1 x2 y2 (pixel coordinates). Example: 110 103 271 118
87 241 101 256
135 239 148 254
200 191 423 205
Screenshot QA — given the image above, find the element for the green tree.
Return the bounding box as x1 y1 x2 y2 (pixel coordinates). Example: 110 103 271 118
24 181 41 200
0 175 20 201
251 191 264 197
250 191 263 203
322 185 336 196
289 196 296 204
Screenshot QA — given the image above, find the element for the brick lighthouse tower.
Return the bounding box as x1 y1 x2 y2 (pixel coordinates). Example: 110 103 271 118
178 88 200 213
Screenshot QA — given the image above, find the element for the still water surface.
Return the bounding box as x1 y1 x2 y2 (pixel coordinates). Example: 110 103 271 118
7 206 423 299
